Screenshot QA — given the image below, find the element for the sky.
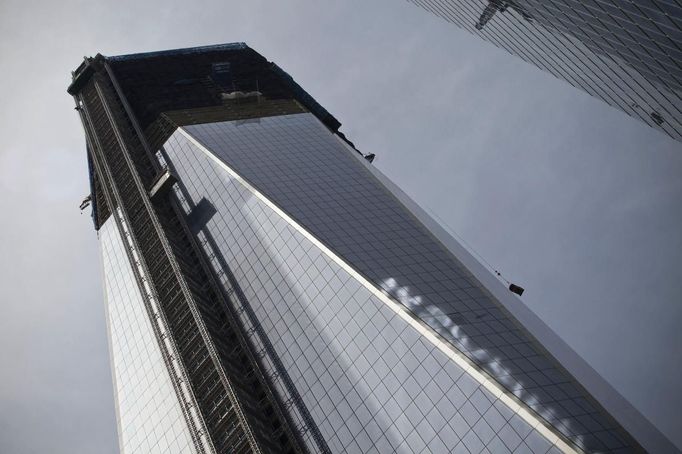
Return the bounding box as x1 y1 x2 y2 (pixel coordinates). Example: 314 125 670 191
0 0 680 453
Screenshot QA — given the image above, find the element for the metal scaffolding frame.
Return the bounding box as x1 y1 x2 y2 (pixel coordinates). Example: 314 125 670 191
69 48 317 454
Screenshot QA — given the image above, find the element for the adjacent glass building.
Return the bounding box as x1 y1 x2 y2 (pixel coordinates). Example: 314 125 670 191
406 0 682 142
69 44 675 453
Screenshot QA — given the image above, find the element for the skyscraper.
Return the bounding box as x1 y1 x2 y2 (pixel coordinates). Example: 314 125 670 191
406 0 682 142
69 44 675 453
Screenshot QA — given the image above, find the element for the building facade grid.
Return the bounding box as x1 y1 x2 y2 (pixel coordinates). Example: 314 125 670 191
144 112 639 452
178 114 631 451
159 124 567 453
407 0 682 141
100 214 199 454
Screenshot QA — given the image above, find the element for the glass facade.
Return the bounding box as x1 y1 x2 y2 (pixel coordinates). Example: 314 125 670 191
406 0 682 141
149 112 636 453
100 214 198 454
159 122 564 453
74 43 670 454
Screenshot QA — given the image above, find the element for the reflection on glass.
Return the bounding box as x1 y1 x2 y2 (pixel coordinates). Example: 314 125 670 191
409 0 682 141
152 113 635 452
100 218 198 454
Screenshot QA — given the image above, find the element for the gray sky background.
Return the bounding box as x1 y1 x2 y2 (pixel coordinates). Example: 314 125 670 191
0 0 680 453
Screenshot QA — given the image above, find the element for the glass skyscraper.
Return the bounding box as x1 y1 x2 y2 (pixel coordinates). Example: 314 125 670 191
69 44 675 453
406 0 682 142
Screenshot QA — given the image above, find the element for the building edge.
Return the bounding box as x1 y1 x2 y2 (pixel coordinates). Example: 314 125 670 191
333 134 680 454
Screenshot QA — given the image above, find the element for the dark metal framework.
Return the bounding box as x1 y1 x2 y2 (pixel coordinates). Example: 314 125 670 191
67 44 342 454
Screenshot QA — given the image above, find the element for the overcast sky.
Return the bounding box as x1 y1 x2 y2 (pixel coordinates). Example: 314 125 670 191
0 0 680 453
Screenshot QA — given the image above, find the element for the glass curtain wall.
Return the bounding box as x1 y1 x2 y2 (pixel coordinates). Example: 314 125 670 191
407 0 682 141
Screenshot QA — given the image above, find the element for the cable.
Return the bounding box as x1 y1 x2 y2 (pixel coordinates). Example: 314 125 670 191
423 204 514 286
